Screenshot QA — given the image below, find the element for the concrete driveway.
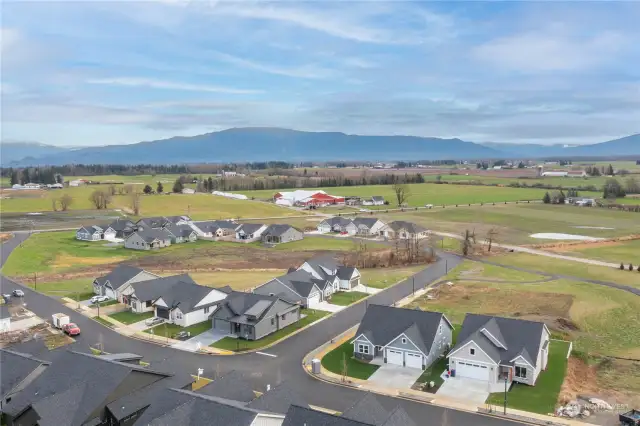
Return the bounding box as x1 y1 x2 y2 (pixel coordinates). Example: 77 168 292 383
367 364 424 389
171 329 233 352
436 377 490 405
310 301 344 313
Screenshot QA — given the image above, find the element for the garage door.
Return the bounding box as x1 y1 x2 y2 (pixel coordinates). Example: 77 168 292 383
157 307 170 319
308 292 321 306
456 362 489 381
406 353 423 369
387 349 403 366
213 319 230 333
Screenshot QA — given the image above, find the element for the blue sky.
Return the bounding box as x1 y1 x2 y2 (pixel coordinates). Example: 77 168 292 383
2 0 639 147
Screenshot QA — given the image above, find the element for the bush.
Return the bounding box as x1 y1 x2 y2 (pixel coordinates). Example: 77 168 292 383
630 263 634 271
620 262 625 270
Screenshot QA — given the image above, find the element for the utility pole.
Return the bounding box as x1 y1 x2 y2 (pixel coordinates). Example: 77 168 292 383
34 273 37 291
412 276 415 295
503 375 508 414
97 300 100 318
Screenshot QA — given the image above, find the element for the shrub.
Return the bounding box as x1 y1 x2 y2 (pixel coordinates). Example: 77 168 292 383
620 262 625 270
630 263 634 271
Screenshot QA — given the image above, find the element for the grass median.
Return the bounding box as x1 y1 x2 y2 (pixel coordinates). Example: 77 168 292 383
321 340 379 380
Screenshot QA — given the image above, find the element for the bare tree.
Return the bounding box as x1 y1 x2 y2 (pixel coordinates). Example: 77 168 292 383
89 190 112 210
392 182 411 206
485 227 499 252
51 198 58 212
130 191 141 215
58 194 73 211
462 229 476 256
108 184 116 196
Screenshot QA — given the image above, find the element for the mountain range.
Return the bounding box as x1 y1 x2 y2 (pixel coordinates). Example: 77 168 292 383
2 128 639 166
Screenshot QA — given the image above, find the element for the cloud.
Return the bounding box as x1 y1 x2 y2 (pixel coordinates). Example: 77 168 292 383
211 50 335 79
86 77 262 94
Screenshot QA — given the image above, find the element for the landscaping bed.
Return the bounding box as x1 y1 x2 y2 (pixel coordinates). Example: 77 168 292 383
109 310 154 325
321 340 379 380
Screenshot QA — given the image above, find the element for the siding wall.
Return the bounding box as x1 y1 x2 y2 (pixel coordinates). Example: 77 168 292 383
353 336 374 360
254 303 300 340
423 317 453 368
254 280 302 305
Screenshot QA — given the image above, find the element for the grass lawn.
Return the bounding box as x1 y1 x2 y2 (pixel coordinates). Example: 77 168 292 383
191 270 287 292
109 310 154 325
415 357 448 392
360 265 425 289
569 239 640 264
144 320 211 338
321 340 380 380
211 309 329 351
486 340 570 414
329 291 369 306
93 316 115 328
24 277 95 299
446 260 547 282
274 237 385 251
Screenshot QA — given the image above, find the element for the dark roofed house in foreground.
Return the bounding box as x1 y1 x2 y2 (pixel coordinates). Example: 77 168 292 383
0 349 50 410
447 314 551 392
352 305 453 370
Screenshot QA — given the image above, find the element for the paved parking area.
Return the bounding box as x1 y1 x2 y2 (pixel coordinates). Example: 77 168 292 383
436 377 490 404
171 329 234 352
310 301 344 313
367 364 423 389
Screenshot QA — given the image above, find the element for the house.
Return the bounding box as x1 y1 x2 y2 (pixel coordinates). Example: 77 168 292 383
299 255 361 291
190 220 239 238
130 275 228 327
0 349 50 410
103 218 137 239
261 224 303 244
0 305 11 332
125 228 172 250
254 269 326 308
195 370 257 402
75 225 104 241
211 292 301 340
274 190 345 207
317 216 358 234
1 350 171 426
165 223 198 244
352 217 388 236
235 223 267 241
69 179 88 186
352 305 453 370
362 196 385 206
246 381 309 415
387 221 429 239
93 264 159 301
164 215 191 225
136 216 169 230
447 314 551 391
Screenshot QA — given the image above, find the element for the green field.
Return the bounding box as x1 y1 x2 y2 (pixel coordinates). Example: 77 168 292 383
568 240 640 264
240 184 549 207
422 173 609 191
144 320 212 338
360 266 425 289
275 237 385 251
108 310 154 325
328 291 369 306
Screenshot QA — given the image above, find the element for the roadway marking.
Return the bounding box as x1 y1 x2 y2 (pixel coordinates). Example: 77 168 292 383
256 351 277 358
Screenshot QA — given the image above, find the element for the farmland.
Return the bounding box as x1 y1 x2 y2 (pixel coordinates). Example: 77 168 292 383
551 239 640 265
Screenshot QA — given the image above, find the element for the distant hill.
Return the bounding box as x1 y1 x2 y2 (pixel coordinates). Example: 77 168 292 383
4 129 640 166
1 141 70 165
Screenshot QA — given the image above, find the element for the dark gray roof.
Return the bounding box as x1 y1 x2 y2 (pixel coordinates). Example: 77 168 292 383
237 223 264 234
274 269 320 298
165 223 196 238
452 314 547 367
137 217 169 229
79 225 104 234
337 266 357 280
195 370 257 403
283 405 371 426
164 215 191 224
322 216 354 227
130 228 173 243
262 224 297 237
304 254 340 277
131 274 196 302
217 285 233 294
215 292 293 324
354 305 451 356
371 196 385 201
352 217 381 229
194 220 238 232
159 280 222 313
0 304 11 319
99 353 143 362
0 349 49 398
389 221 427 234
247 381 308 414
342 393 390 425
94 265 146 290
382 407 416 426
107 218 136 231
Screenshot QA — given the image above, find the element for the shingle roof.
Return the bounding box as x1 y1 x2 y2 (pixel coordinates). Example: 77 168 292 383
131 274 196 302
165 223 196 238
371 196 384 202
137 217 169 229
0 304 11 319
0 349 49 398
342 393 390 425
283 405 372 426
337 266 357 280
262 224 297 237
94 265 146 290
452 314 547 367
388 221 427 234
354 305 450 356
130 228 173 243
132 274 222 314
247 381 308 414
322 216 354 228
304 254 340 277
193 220 238 233
107 218 136 232
195 370 257 403
275 269 320 298
381 406 416 426
165 215 191 224
215 292 293 324
99 353 143 362
236 223 264 235
352 217 380 229
80 225 104 234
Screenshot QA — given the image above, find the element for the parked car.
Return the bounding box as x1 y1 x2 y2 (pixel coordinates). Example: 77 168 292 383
145 317 164 327
90 295 110 304
2 294 11 302
62 323 81 336
425 204 434 209
12 289 25 297
620 409 640 426
359 208 370 212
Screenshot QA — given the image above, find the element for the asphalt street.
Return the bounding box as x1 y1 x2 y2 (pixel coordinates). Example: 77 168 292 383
0 233 526 426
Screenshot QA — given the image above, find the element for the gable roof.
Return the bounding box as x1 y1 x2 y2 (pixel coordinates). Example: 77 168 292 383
321 216 355 227
193 220 238 233
137 217 169 229
273 269 321 298
0 349 49 398
129 228 173 243
132 275 221 313
388 221 427 234
165 223 196 238
450 314 547 367
195 370 257 403
130 274 196 302
247 381 308 414
94 265 147 290
215 292 294 324
107 218 136 232
342 393 390 426
164 215 191 224
236 223 264 234
354 305 451 356
337 266 358 280
371 196 385 202
352 217 381 229
79 225 104 234
262 224 298 237
381 407 416 426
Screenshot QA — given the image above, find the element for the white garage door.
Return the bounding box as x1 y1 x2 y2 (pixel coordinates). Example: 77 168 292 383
406 353 423 369
387 349 403 366
456 362 489 381
307 292 321 306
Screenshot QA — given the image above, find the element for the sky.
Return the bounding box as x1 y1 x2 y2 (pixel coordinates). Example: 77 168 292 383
1 0 639 147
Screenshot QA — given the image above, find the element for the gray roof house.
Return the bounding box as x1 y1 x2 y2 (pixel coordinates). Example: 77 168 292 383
164 215 191 225
317 216 358 234
0 349 50 409
1 350 171 426
246 381 308 415
352 305 453 370
318 216 388 236
128 274 197 312
92 264 159 301
261 224 303 244
387 221 429 239
104 218 137 239
136 216 170 230
235 223 267 241
190 220 239 239
447 314 551 391
299 254 362 291
195 370 257 403
211 292 301 341
164 223 197 244
75 225 104 241
125 228 172 250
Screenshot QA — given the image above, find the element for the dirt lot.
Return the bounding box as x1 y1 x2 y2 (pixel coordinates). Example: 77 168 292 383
0 233 12 242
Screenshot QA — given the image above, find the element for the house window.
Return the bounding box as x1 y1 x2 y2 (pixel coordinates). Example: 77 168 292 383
358 344 370 354
470 348 475 356
515 366 527 379
402 337 407 344
176 312 183 319
204 306 210 314
271 318 275 326
439 325 442 334
146 301 152 307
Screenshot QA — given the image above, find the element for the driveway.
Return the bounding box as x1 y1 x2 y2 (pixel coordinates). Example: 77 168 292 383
128 318 153 332
171 329 233 352
310 301 344 313
367 364 424 390
352 284 380 295
436 377 490 405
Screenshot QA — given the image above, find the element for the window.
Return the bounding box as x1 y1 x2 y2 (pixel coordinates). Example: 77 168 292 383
515 366 527 379
204 306 210 314
402 337 407 344
176 312 183 319
358 344 370 354
146 301 152 307
439 325 442 334
271 318 275 326
470 348 475 356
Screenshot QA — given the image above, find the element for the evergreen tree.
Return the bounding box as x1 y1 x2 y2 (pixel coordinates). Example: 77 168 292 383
156 182 164 193
543 192 551 204
21 168 30 184
172 179 184 193
9 170 18 186
143 185 153 194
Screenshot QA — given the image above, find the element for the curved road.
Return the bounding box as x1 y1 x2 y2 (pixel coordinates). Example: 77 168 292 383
0 233 524 426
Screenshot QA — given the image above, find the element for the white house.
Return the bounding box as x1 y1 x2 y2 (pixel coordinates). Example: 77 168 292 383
362 196 385 206
235 223 267 242
93 265 160 301
76 225 104 241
